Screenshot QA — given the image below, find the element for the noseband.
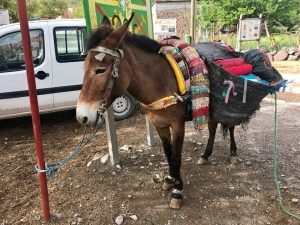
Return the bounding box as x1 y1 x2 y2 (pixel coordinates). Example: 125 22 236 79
89 46 124 126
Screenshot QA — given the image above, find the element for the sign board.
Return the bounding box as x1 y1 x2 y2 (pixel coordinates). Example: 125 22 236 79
0 9 9 26
154 18 176 36
83 0 153 37
238 18 262 42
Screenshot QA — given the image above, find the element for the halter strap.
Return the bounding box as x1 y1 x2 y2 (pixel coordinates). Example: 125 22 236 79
88 45 124 126
91 46 124 60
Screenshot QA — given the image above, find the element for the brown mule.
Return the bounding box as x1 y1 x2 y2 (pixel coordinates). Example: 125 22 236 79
76 14 239 209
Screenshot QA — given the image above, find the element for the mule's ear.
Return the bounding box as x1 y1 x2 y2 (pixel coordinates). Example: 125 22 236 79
107 13 135 47
101 15 112 28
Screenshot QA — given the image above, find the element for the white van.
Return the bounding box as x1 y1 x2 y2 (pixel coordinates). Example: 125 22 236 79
0 19 136 120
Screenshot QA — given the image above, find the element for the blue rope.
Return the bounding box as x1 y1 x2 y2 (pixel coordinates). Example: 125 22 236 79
268 79 289 94
35 121 105 180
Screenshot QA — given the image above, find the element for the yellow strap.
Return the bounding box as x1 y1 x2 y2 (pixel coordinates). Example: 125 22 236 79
141 95 178 110
164 53 186 95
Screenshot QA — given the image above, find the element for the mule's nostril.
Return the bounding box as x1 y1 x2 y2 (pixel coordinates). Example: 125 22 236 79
82 116 88 125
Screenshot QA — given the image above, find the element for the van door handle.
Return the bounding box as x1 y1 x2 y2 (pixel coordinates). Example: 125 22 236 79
35 71 49 80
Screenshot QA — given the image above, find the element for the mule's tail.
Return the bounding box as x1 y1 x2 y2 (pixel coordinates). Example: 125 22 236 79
221 124 229 139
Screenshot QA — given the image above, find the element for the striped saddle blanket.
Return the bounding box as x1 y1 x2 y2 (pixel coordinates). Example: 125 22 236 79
160 39 210 129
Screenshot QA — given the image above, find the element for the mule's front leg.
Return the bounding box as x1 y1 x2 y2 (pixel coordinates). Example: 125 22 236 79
156 127 175 191
169 122 184 209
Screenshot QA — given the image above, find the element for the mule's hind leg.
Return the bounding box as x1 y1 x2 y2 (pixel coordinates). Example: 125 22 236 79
198 120 218 165
156 127 174 191
229 126 239 164
169 121 185 209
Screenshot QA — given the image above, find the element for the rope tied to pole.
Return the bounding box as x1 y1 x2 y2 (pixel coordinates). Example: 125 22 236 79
35 122 105 180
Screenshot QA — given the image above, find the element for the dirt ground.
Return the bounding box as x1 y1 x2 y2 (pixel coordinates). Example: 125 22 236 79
0 98 300 225
1 63 300 225
272 61 300 74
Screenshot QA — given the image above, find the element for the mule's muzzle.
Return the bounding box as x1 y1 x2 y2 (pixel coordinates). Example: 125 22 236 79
76 102 99 127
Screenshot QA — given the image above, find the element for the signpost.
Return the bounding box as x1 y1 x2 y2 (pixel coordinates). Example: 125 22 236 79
0 9 10 26
154 18 176 36
237 14 262 51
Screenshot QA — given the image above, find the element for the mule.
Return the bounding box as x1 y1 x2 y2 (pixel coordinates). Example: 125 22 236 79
76 15 239 209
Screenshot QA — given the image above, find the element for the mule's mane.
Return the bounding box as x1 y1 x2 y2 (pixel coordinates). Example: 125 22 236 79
86 27 162 54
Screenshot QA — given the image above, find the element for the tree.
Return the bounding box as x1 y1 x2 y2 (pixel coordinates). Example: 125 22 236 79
29 0 67 19
72 1 84 18
197 0 300 32
0 0 68 22
0 0 18 23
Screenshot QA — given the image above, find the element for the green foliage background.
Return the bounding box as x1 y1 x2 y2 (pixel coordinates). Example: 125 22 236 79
197 0 300 32
0 0 83 22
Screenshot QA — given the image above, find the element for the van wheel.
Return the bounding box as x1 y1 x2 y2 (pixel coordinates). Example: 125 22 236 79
113 93 136 121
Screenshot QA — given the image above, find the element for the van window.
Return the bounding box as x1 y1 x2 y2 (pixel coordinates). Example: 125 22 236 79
0 30 44 73
54 27 86 63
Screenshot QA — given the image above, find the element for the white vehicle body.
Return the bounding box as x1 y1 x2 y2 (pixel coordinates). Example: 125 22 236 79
0 19 135 120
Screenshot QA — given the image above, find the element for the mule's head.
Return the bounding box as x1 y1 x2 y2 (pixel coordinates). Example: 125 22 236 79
76 14 134 127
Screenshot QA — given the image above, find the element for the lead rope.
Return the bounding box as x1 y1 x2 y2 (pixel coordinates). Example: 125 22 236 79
35 122 104 180
273 92 300 221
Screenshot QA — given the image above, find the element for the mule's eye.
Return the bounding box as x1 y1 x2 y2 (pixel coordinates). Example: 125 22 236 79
95 67 107 76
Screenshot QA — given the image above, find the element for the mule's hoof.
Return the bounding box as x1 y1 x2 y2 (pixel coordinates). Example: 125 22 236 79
169 198 182 209
161 181 174 191
197 157 209 165
230 156 239 165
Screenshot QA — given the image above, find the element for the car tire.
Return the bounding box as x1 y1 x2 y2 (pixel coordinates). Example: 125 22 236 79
113 93 136 121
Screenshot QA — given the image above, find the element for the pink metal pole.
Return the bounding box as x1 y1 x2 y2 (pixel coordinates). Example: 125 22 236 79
17 0 50 221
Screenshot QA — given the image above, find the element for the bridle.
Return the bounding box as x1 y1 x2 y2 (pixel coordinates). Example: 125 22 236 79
89 46 124 126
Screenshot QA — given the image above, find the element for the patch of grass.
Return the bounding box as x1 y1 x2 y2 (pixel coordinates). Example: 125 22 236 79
212 33 298 51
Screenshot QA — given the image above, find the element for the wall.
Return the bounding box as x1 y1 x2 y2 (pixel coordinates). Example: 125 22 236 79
154 1 191 40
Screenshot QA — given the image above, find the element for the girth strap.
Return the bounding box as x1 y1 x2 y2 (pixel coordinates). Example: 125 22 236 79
141 95 180 110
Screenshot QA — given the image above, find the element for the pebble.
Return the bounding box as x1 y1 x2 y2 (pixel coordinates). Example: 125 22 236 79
115 215 124 225
56 213 63 218
100 154 109 164
92 153 102 161
151 154 155 157
130 155 138 159
153 174 162 183
140 166 145 169
116 164 121 169
71 222 76 225
77 218 83 223
130 215 138 221
256 187 261 191
120 145 130 151
137 149 143 152
128 195 132 199
185 157 192 162
197 142 203 146
291 198 299 203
